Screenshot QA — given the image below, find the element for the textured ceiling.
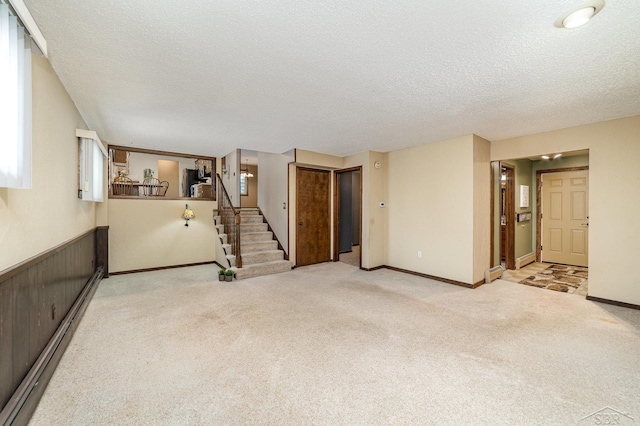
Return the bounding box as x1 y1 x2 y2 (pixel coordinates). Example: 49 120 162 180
24 0 640 157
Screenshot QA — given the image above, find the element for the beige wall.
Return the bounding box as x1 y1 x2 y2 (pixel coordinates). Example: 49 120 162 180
513 158 533 258
492 115 640 305
342 151 389 269
295 149 344 169
223 149 240 206
0 55 96 272
108 199 217 273
473 136 491 284
387 135 477 284
258 150 294 253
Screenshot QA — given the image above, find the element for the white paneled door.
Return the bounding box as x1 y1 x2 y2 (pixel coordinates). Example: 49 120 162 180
541 170 589 267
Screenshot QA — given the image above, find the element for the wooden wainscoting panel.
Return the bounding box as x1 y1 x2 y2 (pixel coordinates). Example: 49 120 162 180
0 229 99 423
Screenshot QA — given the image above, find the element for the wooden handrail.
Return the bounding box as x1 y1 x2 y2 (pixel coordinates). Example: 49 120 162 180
216 174 242 268
216 173 238 214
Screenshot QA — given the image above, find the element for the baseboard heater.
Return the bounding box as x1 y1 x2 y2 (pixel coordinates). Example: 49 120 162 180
515 252 536 270
0 267 103 426
484 265 503 283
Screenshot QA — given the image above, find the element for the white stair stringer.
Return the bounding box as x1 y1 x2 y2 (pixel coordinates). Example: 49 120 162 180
212 211 231 269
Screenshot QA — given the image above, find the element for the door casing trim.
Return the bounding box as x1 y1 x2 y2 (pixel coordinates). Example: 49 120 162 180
536 166 589 262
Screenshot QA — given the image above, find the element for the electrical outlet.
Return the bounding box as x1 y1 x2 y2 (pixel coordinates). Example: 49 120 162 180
418 251 422 258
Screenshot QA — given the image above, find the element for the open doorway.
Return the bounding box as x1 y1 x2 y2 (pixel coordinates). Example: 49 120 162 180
334 167 362 268
491 150 590 295
239 150 258 208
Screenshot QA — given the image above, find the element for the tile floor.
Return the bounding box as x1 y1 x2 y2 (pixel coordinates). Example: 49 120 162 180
502 262 589 296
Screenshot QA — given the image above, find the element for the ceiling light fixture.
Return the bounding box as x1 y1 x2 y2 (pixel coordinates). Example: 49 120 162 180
553 153 563 159
541 155 550 160
555 1 605 29
241 159 253 178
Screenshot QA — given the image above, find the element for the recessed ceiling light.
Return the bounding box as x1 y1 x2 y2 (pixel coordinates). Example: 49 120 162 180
555 0 605 29
563 7 595 28
541 155 550 160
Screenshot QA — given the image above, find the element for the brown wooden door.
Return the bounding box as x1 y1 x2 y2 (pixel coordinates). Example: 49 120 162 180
296 167 331 266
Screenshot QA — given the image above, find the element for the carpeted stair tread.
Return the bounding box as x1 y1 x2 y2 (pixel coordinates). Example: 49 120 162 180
233 260 293 280
241 231 273 242
240 215 265 224
240 223 269 232
241 250 284 266
241 240 278 253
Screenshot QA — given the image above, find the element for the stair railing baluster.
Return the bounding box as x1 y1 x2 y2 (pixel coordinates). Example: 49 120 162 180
216 173 242 269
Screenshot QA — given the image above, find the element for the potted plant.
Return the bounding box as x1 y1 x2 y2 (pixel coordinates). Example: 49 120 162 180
218 269 226 282
225 269 234 282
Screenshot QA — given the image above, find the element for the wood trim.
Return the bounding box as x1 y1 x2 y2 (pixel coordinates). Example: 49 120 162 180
96 226 109 278
108 261 215 276
535 166 589 176
332 171 339 262
107 144 216 162
287 163 292 265
586 295 640 311
360 265 385 272
490 161 499 268
367 265 483 289
333 166 363 266
1 268 103 425
0 230 100 424
536 166 589 262
109 195 214 201
358 168 363 268
0 228 96 281
536 172 542 262
502 163 516 270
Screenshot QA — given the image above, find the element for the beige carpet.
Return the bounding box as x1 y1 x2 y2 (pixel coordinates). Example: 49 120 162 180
30 263 640 425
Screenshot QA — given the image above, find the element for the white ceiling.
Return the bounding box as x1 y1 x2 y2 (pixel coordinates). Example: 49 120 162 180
24 0 640 158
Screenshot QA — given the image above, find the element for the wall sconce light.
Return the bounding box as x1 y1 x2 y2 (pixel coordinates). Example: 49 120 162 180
182 204 195 226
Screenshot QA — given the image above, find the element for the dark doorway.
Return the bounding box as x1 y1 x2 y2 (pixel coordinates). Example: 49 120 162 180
335 167 362 267
296 167 331 267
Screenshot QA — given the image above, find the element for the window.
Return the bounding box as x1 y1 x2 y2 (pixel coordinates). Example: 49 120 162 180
77 129 107 202
240 173 248 196
0 3 32 188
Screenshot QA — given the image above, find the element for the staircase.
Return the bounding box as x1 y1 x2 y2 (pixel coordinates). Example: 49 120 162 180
215 208 293 280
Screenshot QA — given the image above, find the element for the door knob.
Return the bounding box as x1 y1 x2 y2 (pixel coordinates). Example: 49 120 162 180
299 221 303 226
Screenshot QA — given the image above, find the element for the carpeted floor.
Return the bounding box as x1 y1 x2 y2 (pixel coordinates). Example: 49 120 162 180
29 263 639 425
